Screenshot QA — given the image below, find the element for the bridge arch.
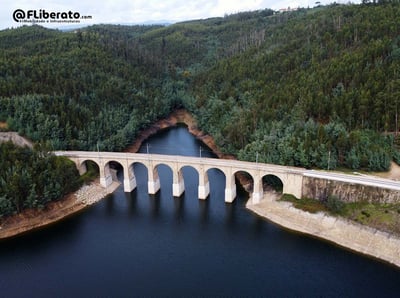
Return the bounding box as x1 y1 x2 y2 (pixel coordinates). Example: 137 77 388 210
130 162 148 191
178 165 199 178
77 159 100 176
96 159 120 190
57 151 305 204
175 163 204 199
178 165 199 198
74 158 114 188
150 163 174 196
205 167 227 201
194 166 237 203
233 170 255 200
262 174 283 193
232 170 286 202
176 164 234 202
104 160 124 180
233 170 254 189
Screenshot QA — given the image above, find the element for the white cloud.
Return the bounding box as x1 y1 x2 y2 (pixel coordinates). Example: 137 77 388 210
0 0 357 30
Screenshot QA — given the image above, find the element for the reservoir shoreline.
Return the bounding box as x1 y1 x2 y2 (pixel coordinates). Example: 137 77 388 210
246 196 400 268
0 180 119 239
1 110 399 269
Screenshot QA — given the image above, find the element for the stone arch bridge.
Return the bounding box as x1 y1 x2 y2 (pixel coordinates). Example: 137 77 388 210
55 151 305 203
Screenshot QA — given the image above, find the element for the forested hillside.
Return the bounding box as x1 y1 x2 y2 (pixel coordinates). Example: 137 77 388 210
0 142 81 217
1 2 400 172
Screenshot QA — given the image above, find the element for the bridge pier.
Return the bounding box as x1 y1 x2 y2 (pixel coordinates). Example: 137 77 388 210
198 171 210 199
172 170 185 197
123 164 136 192
100 163 113 188
251 176 263 204
77 162 87 175
148 166 160 194
224 174 236 203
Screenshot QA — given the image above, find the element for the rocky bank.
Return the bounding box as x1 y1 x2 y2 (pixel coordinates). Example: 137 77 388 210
247 195 400 268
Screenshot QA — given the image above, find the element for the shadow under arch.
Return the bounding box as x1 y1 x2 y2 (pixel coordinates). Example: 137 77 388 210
104 160 124 182
179 165 199 199
262 174 283 194
152 163 174 197
205 167 226 201
77 159 100 182
233 170 255 199
131 161 149 191
261 174 284 201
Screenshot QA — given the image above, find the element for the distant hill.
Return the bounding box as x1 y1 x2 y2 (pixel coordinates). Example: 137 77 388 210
1 2 399 171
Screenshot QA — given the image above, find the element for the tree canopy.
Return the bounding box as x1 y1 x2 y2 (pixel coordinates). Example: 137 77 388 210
1 2 399 173
0 142 81 217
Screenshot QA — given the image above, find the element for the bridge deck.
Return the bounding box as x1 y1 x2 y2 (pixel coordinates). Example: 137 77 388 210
55 151 400 200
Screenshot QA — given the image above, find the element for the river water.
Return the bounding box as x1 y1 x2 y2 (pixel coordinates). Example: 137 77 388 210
0 125 399 297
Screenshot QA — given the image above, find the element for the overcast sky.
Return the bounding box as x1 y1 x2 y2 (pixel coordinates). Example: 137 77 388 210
1 0 358 30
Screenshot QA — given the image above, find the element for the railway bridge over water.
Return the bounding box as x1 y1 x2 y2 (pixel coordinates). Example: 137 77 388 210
55 151 306 203
55 151 400 204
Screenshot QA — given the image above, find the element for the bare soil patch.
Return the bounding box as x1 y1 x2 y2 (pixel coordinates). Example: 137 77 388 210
373 162 400 181
0 132 33 148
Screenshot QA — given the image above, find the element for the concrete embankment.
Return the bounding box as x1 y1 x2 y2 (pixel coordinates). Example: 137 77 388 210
247 196 400 268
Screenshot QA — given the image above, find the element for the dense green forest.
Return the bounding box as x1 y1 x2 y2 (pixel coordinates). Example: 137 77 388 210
1 2 400 179
0 142 81 217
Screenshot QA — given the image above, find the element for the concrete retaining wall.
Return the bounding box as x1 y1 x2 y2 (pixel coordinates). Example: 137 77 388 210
302 176 400 204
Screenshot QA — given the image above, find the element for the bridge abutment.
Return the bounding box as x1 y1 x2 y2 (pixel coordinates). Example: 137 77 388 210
282 174 303 199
